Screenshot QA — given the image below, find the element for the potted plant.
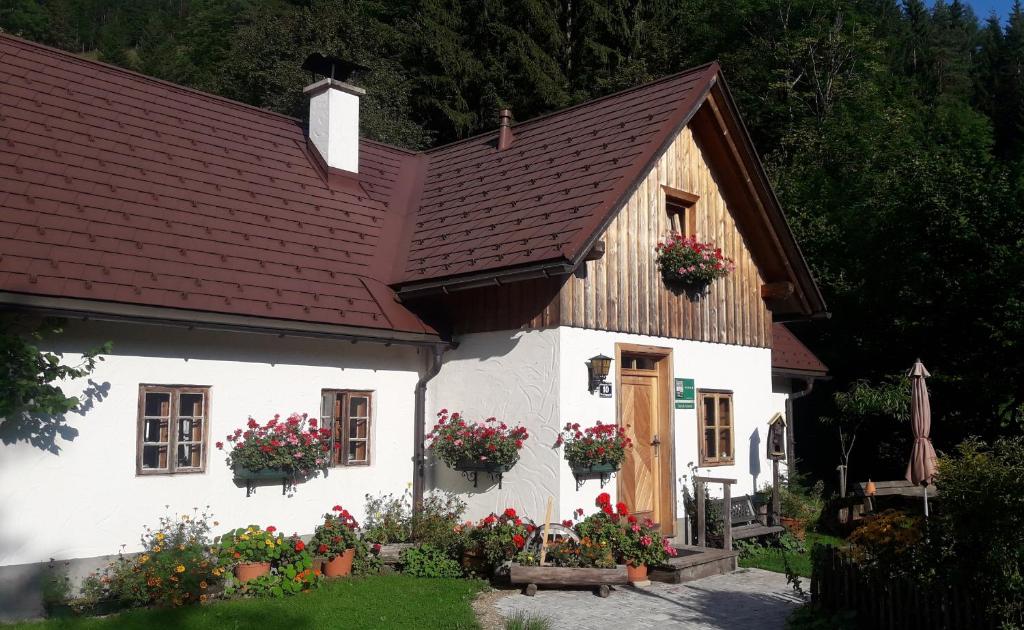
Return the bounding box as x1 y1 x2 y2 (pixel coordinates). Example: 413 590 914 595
556 421 632 478
310 505 360 577
427 410 529 478
610 497 676 583
655 233 734 289
217 525 286 582
463 508 534 574
779 483 823 541
217 413 331 482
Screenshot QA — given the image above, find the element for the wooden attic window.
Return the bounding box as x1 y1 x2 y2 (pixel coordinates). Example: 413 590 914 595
663 185 699 237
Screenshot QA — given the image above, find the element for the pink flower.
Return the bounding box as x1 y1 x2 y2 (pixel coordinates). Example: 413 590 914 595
294 451 303 458
640 535 653 547
631 524 640 533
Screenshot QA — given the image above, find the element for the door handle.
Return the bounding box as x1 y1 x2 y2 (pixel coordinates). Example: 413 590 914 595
651 434 661 456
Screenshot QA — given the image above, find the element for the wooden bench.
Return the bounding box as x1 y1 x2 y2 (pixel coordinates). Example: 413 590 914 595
711 495 784 541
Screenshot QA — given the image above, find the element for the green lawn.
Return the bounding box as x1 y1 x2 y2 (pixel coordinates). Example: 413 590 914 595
8 575 487 630
738 532 844 578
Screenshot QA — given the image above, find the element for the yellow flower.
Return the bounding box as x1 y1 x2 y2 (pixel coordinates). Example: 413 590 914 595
240 535 249 541
266 539 274 546
199 581 208 589
155 533 165 541
178 544 186 551
140 555 150 564
153 546 162 553
175 564 186 573
200 594 208 602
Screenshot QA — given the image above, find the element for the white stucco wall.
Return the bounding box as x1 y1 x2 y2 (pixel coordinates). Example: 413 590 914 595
0 319 422 567
425 329 561 522
558 327 776 525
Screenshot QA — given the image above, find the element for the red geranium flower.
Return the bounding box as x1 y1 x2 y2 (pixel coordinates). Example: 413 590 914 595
616 501 629 516
628 514 638 524
333 505 343 512
596 492 611 506
294 540 305 552
602 503 614 515
512 534 526 549
318 544 328 553
266 526 277 533
504 507 517 518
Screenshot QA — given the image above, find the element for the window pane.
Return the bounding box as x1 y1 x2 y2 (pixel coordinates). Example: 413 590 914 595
178 418 203 442
321 392 334 418
703 396 716 426
144 418 168 443
349 396 368 418
704 429 717 458
142 445 168 469
145 392 170 417
349 440 367 462
177 444 201 468
719 397 731 426
179 393 203 417
719 429 731 459
349 418 367 439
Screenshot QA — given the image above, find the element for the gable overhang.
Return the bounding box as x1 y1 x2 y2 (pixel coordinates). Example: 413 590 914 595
689 77 829 320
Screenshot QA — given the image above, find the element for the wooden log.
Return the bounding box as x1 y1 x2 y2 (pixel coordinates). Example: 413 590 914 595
509 564 628 587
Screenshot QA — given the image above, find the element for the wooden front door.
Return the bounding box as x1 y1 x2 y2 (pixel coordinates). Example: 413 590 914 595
617 346 674 534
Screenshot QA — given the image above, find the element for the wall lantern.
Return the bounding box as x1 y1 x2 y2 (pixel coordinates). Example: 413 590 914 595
588 354 613 392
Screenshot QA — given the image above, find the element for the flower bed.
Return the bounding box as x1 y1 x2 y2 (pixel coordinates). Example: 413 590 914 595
217 413 330 480
655 233 734 287
427 410 528 473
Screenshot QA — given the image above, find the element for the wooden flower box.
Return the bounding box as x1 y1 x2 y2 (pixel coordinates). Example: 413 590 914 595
509 563 628 598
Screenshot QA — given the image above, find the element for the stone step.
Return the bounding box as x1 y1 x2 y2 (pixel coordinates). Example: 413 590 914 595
648 545 738 584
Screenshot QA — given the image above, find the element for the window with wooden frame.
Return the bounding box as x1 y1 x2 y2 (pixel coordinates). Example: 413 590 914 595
698 390 734 466
320 390 372 466
137 385 210 475
663 185 699 237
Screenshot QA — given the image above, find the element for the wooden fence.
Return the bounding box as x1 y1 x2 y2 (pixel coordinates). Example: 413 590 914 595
811 545 989 629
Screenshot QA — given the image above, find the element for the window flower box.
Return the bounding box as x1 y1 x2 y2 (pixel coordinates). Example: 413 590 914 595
218 413 330 495
556 422 631 489
428 410 528 488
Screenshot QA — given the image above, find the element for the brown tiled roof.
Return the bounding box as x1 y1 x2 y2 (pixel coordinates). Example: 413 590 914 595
0 34 434 336
0 33 825 338
401 64 717 283
772 324 828 376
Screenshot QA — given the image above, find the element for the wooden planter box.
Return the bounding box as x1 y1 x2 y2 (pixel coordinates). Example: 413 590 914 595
509 563 627 597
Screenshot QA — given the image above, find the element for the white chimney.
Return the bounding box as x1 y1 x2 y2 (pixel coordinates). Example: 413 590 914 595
303 78 364 174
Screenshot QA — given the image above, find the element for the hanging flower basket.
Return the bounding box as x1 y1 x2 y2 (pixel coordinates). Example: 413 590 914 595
655 234 734 289
556 422 631 489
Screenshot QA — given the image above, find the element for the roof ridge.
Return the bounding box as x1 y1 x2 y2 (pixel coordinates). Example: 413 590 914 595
0 32 303 125
423 62 719 156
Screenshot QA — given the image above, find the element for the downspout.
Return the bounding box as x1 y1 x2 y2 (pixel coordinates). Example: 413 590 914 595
785 378 815 482
413 342 449 512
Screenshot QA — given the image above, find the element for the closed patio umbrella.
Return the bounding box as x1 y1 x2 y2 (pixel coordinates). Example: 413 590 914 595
905 359 937 517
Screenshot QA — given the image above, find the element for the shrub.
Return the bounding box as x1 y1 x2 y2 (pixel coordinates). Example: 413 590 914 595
779 480 824 525
505 610 553 630
845 510 923 570
555 421 631 469
81 508 222 609
411 491 467 556
362 491 412 544
427 410 528 469
400 544 462 578
217 413 330 476
935 437 1024 626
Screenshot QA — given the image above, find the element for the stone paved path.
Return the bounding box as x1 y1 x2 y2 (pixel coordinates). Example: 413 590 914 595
495 569 804 630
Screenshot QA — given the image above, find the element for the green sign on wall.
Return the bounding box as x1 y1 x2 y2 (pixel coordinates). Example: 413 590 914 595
674 378 695 409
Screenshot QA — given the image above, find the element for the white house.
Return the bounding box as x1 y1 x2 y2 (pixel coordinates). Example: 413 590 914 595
0 33 828 610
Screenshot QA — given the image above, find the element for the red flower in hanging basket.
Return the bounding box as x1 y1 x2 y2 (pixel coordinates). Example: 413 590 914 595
655 233 734 286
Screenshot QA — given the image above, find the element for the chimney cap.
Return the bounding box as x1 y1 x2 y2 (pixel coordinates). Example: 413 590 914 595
302 53 369 82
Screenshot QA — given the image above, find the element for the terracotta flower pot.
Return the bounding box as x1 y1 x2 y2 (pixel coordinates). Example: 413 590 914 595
322 548 355 578
626 563 648 583
234 561 271 583
780 517 807 540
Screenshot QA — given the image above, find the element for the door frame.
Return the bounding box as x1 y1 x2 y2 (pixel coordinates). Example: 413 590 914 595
614 342 676 535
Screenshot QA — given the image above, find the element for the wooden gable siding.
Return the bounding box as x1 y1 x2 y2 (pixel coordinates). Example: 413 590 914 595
557 123 772 347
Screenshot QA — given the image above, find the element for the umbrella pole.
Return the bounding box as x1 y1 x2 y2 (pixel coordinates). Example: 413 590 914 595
923 485 929 518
